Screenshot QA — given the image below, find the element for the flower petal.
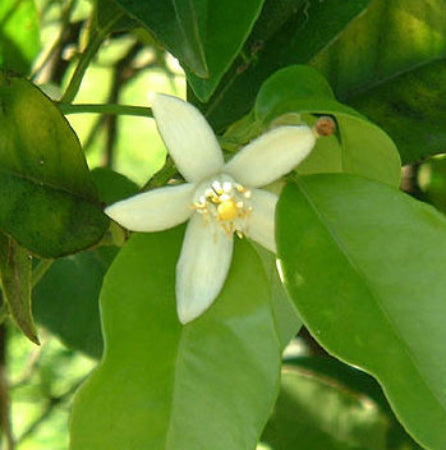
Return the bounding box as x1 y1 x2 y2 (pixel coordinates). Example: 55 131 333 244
225 125 316 187
105 183 195 232
248 189 278 253
176 214 233 324
150 93 224 182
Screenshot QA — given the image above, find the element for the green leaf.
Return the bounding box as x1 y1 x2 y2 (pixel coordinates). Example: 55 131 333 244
109 0 208 77
261 365 389 449
0 233 38 344
287 356 424 450
313 0 446 164
90 167 139 205
277 175 446 449
0 73 108 257
0 0 40 74
33 168 139 358
33 247 117 358
254 65 401 187
192 0 371 131
96 0 140 32
254 244 302 350
185 0 265 102
70 229 281 449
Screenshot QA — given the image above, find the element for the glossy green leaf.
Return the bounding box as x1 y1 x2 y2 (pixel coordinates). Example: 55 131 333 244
313 0 446 163
277 175 446 449
0 73 108 257
192 0 371 130
0 0 40 74
70 229 281 449
0 233 38 344
110 0 208 77
185 0 265 102
255 66 401 187
261 365 389 450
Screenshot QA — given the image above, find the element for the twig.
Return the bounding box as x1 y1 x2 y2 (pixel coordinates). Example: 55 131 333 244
16 376 86 444
58 103 152 117
0 324 15 449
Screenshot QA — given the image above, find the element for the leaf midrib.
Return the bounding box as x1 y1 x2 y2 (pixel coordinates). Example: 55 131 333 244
0 165 99 205
340 55 446 101
295 178 446 412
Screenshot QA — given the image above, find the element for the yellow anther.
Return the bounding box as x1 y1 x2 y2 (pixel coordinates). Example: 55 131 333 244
217 198 239 221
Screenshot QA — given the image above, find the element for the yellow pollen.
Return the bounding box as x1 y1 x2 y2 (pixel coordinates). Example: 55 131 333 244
217 198 239 221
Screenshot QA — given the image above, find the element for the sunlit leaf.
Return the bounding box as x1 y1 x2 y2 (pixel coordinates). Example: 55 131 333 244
254 244 302 350
313 0 446 163
0 73 108 257
277 175 446 449
70 229 281 449
192 0 371 130
255 66 401 187
0 0 40 74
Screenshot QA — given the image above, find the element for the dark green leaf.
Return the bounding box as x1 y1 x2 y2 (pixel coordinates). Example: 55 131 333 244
33 169 139 357
277 175 446 449
191 0 371 131
254 65 401 187
96 0 140 32
313 0 446 163
0 233 38 344
109 0 208 77
261 365 389 449
91 167 139 205
287 356 424 450
0 0 40 74
0 73 108 257
185 0 265 102
70 229 281 449
33 246 117 358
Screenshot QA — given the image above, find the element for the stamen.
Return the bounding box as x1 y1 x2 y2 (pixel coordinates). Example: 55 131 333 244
192 175 252 238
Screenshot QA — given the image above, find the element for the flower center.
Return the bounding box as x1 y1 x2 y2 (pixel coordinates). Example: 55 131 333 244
192 175 252 237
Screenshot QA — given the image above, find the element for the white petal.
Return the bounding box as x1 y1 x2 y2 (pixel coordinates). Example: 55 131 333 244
105 183 195 232
248 189 278 253
225 126 316 187
150 93 224 182
176 214 233 324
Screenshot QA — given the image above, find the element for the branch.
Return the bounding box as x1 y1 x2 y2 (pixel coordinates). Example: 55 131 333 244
58 103 152 117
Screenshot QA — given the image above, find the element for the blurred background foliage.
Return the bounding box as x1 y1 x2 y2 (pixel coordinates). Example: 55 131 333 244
2 0 184 447
0 0 444 448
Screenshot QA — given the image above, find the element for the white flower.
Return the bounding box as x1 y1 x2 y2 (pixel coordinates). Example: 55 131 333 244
105 94 316 324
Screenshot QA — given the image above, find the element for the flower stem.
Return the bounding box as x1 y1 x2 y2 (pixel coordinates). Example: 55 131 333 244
58 103 153 118
32 259 54 288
